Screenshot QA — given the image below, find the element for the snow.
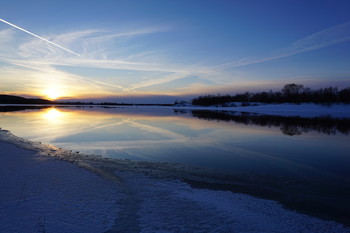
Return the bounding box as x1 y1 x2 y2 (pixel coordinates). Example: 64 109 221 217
171 103 350 118
116 171 350 233
1 128 350 233
220 103 350 118
0 141 120 233
80 102 350 118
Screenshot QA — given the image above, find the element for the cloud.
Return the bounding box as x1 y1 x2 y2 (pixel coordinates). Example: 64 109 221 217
282 21 350 54
0 26 220 94
215 21 350 70
0 28 15 43
2 20 349 98
0 27 168 91
0 18 81 56
13 61 127 91
10 27 200 74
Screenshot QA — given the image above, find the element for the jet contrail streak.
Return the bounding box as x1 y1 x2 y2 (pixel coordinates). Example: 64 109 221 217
0 18 81 56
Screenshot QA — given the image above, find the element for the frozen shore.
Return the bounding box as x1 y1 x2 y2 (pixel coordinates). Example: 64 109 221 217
1 128 350 233
0 144 119 233
172 103 350 118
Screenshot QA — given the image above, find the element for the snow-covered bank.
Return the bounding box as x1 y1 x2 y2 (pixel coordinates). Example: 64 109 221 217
1 128 350 232
0 141 119 233
114 171 349 233
172 103 350 118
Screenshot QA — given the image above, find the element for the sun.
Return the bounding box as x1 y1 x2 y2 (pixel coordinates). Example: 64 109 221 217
43 87 64 100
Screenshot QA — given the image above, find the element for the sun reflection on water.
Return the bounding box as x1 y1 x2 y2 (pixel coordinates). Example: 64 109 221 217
1 106 349 181
42 108 63 122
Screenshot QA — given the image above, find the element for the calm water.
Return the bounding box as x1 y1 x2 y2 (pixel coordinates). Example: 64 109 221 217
1 106 350 182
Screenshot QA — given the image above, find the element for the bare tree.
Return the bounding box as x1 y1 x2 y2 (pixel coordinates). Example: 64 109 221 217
281 83 304 97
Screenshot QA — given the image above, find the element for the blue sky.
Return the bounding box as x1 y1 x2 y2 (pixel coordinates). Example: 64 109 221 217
1 0 350 102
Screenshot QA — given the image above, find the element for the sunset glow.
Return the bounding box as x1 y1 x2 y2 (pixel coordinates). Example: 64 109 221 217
42 88 64 100
2 1 350 231
0 1 349 102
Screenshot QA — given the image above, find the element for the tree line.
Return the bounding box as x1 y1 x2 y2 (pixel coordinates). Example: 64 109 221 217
192 84 350 106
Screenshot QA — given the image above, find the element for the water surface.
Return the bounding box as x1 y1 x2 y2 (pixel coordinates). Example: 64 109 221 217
1 106 349 183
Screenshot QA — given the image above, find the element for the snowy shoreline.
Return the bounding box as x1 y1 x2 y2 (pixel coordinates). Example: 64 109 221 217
0 131 119 233
172 103 350 119
1 128 350 232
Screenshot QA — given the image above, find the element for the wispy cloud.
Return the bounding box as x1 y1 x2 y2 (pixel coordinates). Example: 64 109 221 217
1 26 217 93
5 60 127 91
1 20 349 98
9 27 197 74
123 73 189 92
0 28 15 43
215 21 350 70
0 18 81 56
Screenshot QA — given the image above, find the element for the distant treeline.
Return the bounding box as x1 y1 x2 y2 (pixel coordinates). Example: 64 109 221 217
192 84 350 106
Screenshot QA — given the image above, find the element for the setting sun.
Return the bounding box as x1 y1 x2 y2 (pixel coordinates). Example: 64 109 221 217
43 87 64 100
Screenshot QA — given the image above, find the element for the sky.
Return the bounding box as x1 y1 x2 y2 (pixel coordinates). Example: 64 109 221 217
1 0 350 103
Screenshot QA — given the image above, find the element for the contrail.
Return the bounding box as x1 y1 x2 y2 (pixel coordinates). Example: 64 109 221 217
0 18 81 56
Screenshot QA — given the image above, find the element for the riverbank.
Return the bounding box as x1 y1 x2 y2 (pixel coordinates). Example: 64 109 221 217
2 102 350 119
1 128 350 232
